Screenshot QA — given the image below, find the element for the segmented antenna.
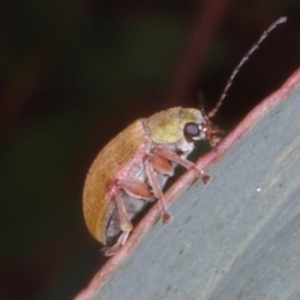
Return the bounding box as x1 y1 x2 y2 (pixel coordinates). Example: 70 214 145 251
208 16 287 119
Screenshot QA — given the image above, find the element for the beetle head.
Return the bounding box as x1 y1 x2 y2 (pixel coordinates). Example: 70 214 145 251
182 109 222 147
145 107 222 151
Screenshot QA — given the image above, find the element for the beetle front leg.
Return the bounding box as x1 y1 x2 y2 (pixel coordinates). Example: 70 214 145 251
153 146 211 184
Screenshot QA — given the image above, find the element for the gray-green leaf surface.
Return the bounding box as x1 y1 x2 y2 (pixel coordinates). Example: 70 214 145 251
89 81 300 300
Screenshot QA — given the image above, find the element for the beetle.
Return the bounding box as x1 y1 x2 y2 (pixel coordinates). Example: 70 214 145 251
82 17 286 256
83 107 220 256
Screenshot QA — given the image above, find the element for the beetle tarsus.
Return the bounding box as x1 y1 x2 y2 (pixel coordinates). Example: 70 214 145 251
101 241 122 256
184 163 210 184
162 212 173 224
102 231 130 256
201 174 211 184
102 245 119 257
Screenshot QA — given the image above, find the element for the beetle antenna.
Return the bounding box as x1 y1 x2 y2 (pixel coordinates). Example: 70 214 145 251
197 91 213 124
208 16 287 119
196 90 208 119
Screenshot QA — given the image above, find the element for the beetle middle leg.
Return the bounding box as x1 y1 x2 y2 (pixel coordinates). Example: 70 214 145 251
145 156 173 224
114 179 154 231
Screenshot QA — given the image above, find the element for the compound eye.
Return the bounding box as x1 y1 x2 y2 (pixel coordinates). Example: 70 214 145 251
184 122 201 140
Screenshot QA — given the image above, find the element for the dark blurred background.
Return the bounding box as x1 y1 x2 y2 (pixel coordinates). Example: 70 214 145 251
0 1 299 299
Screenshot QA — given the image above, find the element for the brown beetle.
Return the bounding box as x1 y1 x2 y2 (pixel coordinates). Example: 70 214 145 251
82 17 286 256
83 107 219 256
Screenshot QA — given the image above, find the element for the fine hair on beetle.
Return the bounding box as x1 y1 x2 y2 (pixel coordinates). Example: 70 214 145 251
82 17 287 256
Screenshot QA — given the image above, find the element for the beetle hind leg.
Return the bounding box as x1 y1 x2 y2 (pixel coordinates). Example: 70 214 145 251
103 181 153 256
102 190 133 256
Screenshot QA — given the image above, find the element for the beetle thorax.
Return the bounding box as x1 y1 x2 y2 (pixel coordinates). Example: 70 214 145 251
154 135 195 158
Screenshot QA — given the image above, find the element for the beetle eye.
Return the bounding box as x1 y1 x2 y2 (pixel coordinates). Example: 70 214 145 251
184 122 201 140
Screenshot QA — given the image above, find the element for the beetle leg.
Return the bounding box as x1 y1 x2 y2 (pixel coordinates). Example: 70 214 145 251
104 182 151 257
102 231 130 257
145 158 173 224
106 179 156 256
148 153 174 176
153 146 211 184
116 179 153 200
114 190 133 232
